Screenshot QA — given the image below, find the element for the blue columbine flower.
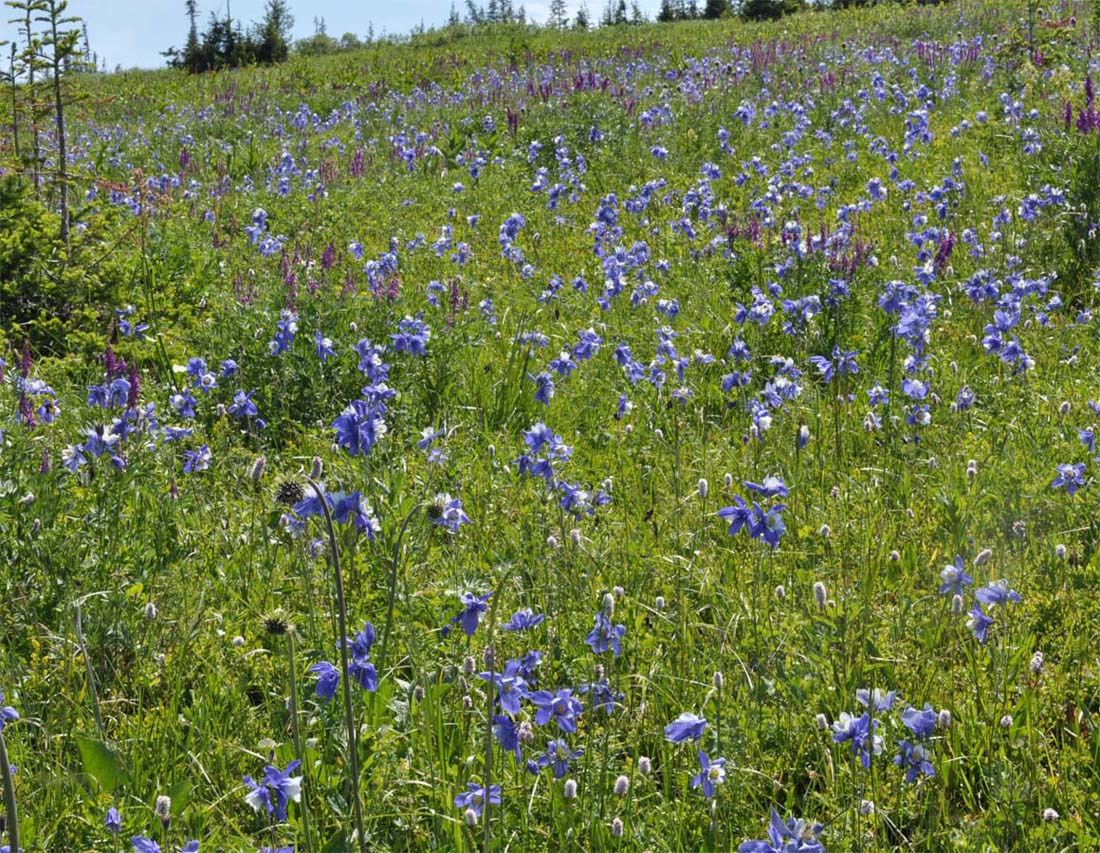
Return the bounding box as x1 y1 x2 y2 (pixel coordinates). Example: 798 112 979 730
106 806 121 834
491 715 523 761
717 496 755 536
0 691 18 731
391 315 431 356
502 609 545 632
738 808 825 853
855 688 897 712
453 782 501 817
526 739 583 778
315 330 336 363
308 661 340 702
443 592 491 638
529 688 583 733
901 704 937 740
331 492 381 539
182 445 211 473
744 475 789 498
585 612 626 658
532 371 555 405
974 579 1021 607
939 556 973 596
893 738 935 782
245 760 303 821
664 712 707 743
229 390 258 419
831 711 882 768
691 751 727 798
431 493 471 533
478 660 528 715
1051 462 1086 495
966 604 994 645
333 399 387 457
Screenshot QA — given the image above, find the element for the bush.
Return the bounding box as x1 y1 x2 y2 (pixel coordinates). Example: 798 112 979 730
0 175 125 355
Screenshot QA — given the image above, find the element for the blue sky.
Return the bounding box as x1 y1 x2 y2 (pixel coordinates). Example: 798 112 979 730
0 0 665 71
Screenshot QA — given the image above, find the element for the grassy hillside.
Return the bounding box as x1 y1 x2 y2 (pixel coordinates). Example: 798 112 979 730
2 1 1100 850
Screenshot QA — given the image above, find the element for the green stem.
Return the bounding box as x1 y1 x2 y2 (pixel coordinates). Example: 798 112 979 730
307 477 367 853
0 729 17 853
75 599 106 740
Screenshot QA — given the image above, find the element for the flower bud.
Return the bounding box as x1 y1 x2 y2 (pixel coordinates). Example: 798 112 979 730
818 524 831 538
1043 808 1059 821
697 478 709 499
815 713 829 731
951 594 963 614
611 818 623 838
654 596 666 610
1054 543 1067 559
937 708 952 729
889 550 900 562
974 548 993 566
564 779 577 799
155 795 171 830
571 528 582 545
1030 650 1044 674
250 456 266 482
464 807 478 827
723 472 734 489
713 671 724 690
654 428 664 440
145 602 157 621
813 581 827 609
860 799 875 816
775 584 786 599
614 775 629 796
310 456 323 479
1059 401 1071 416
638 756 651 775
1000 714 1013 728
547 534 559 549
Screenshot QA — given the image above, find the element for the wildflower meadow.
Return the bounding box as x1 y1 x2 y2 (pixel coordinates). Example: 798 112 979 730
3 0 1100 849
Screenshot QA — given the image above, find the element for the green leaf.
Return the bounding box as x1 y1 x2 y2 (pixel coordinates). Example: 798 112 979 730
74 733 131 793
167 777 193 815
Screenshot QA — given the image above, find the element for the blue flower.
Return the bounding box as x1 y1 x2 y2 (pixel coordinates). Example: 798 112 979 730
664 712 707 743
106 806 121 834
331 492 381 539
315 330 336 363
738 808 825 853
529 688 583 733
502 609 545 632
0 691 18 732
229 390 258 419
966 604 993 645
585 612 626 658
744 475 789 498
532 371 555 405
526 739 583 778
974 579 1021 607
453 782 501 817
939 556 973 596
478 660 528 715
901 704 937 740
431 494 471 533
244 760 303 821
333 400 387 457
717 496 754 535
1051 463 1086 495
691 751 727 798
893 739 935 782
308 661 340 702
855 688 897 712
182 445 211 473
443 592 491 638
831 711 882 768
391 315 431 356
491 715 523 761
